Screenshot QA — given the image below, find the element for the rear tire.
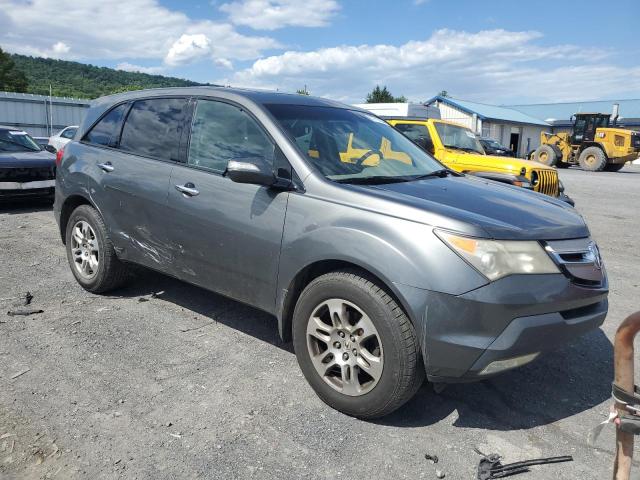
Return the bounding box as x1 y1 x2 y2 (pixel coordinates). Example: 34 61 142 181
578 146 607 171
292 270 424 419
533 144 558 166
65 205 129 293
603 162 626 172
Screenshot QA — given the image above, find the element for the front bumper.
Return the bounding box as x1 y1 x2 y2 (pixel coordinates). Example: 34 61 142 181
0 180 55 199
0 179 56 190
395 273 608 382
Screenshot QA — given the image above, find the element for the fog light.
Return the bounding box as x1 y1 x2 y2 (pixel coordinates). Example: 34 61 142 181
479 352 540 376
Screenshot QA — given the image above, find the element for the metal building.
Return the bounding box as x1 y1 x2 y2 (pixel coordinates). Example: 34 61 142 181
0 91 90 138
425 95 550 157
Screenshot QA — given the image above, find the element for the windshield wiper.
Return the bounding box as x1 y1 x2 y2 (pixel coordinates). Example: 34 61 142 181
409 169 460 180
334 176 412 185
444 145 481 154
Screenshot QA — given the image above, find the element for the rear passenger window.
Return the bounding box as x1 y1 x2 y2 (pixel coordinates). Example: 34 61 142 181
83 104 127 147
188 100 274 173
119 98 186 161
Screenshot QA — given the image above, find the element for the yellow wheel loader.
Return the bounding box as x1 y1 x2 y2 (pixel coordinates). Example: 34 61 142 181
532 113 640 172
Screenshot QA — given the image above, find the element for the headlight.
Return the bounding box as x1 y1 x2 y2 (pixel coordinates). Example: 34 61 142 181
435 230 560 281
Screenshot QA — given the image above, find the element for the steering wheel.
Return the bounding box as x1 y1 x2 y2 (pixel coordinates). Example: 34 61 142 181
354 149 384 167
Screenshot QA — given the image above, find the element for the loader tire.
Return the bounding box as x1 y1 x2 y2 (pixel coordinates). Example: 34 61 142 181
578 146 607 171
533 144 558 166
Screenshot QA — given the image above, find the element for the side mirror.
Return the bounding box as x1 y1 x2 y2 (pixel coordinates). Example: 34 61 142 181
226 157 276 186
44 144 57 154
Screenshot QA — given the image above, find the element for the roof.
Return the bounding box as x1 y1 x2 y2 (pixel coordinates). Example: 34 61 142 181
89 86 352 109
505 99 640 125
425 95 549 127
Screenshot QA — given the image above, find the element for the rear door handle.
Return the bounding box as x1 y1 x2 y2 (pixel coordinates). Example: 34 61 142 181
97 162 114 173
175 183 199 197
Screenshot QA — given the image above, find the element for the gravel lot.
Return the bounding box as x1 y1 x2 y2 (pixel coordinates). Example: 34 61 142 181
1 165 640 480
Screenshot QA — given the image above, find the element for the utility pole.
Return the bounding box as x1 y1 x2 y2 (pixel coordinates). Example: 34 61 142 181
49 84 53 136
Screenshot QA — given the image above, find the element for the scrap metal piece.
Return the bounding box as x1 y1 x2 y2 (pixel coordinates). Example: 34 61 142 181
475 448 572 479
6 308 44 316
613 311 640 480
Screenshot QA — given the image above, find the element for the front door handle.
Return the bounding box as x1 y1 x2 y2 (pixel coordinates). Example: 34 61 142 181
97 162 114 173
175 183 199 197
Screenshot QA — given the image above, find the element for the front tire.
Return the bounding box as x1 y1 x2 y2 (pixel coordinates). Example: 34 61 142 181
65 205 129 293
533 144 558 166
578 146 607 171
292 270 424 418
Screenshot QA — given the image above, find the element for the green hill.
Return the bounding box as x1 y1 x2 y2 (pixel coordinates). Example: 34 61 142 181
10 54 208 99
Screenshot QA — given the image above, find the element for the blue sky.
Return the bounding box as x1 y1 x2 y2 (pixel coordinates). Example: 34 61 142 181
1 0 638 103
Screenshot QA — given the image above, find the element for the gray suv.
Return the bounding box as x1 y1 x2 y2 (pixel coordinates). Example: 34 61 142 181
54 87 608 418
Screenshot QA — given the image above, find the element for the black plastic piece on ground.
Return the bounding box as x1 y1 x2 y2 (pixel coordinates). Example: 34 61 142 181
475 449 573 479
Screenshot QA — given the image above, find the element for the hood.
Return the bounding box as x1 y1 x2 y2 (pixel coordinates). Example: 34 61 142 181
356 175 588 240
0 150 56 169
476 154 554 172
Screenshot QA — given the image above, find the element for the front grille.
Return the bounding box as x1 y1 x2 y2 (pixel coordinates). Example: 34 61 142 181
532 169 559 197
0 166 56 183
545 238 605 287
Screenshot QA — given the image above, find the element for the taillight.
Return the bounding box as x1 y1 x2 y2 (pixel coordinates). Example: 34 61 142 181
55 147 64 166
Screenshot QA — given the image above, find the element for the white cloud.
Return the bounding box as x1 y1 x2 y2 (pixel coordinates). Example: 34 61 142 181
226 29 638 103
165 34 211 66
51 41 70 56
214 58 234 69
0 0 279 65
220 0 339 30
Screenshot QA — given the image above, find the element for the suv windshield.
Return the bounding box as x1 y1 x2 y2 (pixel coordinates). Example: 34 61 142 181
0 129 41 152
434 122 484 154
266 104 443 183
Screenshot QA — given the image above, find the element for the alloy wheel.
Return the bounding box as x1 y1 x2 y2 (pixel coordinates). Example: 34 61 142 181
70 220 99 279
306 298 384 396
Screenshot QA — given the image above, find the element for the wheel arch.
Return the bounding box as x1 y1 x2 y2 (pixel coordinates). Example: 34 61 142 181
276 259 414 343
58 194 95 244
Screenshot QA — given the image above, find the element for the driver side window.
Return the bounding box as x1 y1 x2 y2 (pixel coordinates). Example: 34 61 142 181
188 100 275 174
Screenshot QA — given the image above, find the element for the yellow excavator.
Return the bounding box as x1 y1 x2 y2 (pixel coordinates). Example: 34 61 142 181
532 112 640 171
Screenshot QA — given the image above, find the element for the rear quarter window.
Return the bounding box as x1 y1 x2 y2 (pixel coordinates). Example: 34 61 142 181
61 127 77 139
83 104 128 147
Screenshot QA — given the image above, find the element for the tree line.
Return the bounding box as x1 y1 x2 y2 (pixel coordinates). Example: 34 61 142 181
0 47 205 99
2 47 437 103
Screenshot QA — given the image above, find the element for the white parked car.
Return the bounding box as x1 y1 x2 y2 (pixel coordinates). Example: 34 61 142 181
48 125 78 152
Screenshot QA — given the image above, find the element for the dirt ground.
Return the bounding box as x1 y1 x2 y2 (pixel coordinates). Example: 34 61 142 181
1 165 640 480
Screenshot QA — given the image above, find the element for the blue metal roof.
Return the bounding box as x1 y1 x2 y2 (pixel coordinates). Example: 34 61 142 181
425 95 549 127
505 99 640 125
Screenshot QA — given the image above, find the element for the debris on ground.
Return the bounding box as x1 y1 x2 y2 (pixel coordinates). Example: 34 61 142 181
138 291 164 302
10 368 31 380
7 308 44 316
424 453 439 464
475 448 573 479
179 320 216 333
21 292 33 306
435 469 445 478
